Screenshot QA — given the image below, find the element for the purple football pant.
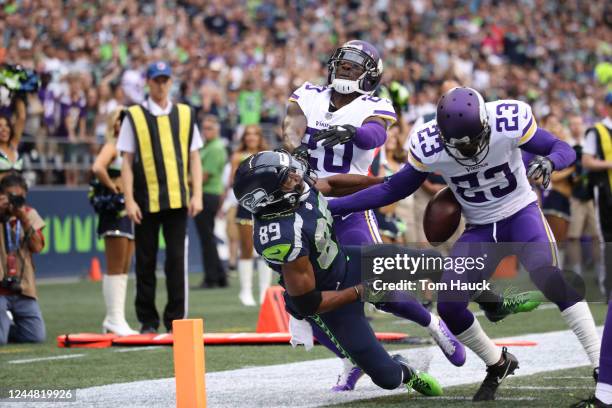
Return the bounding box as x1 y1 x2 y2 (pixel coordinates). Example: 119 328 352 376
333 210 383 245
438 201 581 334
601 302 612 387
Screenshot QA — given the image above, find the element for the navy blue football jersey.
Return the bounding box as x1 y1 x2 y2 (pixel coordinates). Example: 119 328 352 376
253 187 348 291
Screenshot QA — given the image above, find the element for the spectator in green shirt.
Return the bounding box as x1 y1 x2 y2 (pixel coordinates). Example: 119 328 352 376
237 77 262 126
194 115 228 289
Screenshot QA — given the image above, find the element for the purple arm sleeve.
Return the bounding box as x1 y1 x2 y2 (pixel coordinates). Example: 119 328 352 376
328 163 428 216
520 127 576 170
521 150 536 170
352 121 387 150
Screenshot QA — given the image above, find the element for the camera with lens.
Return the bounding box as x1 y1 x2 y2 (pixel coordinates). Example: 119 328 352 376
8 193 25 210
0 275 22 294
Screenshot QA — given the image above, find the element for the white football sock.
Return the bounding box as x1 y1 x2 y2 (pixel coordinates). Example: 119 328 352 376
257 258 272 304
596 382 612 404
457 318 501 366
238 259 256 306
341 357 353 370
560 302 600 367
574 263 583 277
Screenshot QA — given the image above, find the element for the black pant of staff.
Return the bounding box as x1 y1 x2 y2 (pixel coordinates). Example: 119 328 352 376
134 208 187 332
194 193 226 286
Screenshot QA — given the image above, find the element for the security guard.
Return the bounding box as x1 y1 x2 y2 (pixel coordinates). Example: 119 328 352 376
583 92 612 299
118 61 203 334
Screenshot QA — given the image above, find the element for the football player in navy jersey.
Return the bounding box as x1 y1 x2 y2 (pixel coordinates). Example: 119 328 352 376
233 150 447 396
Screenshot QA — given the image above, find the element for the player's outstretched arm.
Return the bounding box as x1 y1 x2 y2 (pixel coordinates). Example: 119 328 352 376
313 117 387 149
520 127 577 170
521 127 576 188
282 256 360 315
327 163 428 216
316 174 385 197
282 101 307 152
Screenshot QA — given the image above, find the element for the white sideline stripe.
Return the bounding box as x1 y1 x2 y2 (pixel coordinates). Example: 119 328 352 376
8 354 85 364
431 396 537 401
505 386 593 390
11 327 602 408
114 346 163 353
544 376 592 379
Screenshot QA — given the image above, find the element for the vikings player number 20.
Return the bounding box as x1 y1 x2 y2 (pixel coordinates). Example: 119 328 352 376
305 128 353 173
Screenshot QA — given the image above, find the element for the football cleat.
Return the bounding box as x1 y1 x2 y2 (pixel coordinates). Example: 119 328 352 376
331 365 364 392
571 395 612 408
427 314 466 367
393 354 443 397
483 290 543 323
473 347 519 401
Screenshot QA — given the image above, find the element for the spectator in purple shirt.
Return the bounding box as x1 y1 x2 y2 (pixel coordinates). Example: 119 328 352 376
55 74 86 185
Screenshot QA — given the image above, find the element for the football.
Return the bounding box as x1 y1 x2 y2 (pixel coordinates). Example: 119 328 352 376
423 187 462 245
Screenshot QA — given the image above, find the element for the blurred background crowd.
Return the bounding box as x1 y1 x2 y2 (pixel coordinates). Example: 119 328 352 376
0 0 610 187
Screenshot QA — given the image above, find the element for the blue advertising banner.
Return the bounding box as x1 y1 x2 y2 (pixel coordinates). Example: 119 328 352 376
29 187 203 278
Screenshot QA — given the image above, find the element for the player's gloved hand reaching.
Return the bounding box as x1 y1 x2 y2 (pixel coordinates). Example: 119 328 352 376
313 124 356 147
292 145 310 163
356 279 388 304
527 156 554 189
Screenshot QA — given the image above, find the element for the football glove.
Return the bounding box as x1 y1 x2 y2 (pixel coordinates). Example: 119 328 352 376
527 156 553 189
313 124 357 147
292 145 310 162
357 279 388 304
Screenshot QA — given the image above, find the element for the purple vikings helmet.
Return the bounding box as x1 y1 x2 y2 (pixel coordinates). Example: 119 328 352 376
327 40 383 95
436 87 491 165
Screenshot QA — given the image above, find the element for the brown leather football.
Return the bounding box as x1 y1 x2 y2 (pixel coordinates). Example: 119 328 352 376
423 187 461 246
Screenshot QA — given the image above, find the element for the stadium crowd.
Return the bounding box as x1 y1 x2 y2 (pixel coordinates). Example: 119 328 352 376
0 0 610 186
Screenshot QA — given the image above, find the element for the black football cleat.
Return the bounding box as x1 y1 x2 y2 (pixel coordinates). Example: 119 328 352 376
473 347 519 401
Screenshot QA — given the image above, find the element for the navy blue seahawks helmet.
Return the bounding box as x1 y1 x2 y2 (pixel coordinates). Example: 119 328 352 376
327 40 383 95
233 151 311 219
436 87 491 165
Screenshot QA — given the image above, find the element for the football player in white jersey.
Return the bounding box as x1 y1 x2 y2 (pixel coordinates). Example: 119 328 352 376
284 39 396 245
281 40 453 391
323 87 601 401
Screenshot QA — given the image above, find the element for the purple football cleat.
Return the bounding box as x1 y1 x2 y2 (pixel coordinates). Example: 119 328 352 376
331 364 364 392
427 315 466 367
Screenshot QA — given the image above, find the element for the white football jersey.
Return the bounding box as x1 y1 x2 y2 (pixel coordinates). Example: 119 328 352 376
289 82 396 179
407 99 539 225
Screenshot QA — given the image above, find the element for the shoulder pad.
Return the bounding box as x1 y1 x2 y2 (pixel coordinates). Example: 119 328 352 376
488 100 537 145
406 121 443 172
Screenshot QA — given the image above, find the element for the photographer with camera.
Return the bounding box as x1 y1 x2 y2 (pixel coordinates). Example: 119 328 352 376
0 172 46 345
